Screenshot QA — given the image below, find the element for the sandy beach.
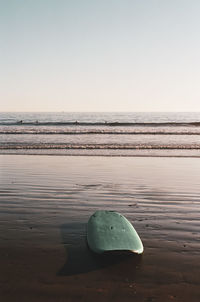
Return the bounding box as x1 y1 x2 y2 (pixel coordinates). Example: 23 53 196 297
0 155 200 301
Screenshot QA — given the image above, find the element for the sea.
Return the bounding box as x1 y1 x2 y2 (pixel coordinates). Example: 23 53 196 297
1 111 200 157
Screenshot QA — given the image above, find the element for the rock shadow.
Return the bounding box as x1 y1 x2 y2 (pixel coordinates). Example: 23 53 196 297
57 222 142 277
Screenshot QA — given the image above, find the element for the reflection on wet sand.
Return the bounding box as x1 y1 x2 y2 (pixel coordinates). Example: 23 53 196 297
0 155 200 301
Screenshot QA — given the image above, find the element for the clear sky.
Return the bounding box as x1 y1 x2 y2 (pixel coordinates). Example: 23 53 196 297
1 0 200 112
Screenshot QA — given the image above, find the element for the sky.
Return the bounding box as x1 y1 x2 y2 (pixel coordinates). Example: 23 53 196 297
1 0 200 112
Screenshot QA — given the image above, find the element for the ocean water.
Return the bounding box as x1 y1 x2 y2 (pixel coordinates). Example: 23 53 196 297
1 112 200 156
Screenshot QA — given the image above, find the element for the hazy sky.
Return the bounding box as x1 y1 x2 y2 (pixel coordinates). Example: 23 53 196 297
1 0 200 112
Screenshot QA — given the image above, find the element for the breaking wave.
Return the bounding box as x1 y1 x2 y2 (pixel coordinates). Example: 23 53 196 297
1 143 200 150
1 121 200 126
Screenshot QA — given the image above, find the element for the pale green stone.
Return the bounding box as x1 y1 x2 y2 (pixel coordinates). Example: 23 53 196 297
87 210 144 254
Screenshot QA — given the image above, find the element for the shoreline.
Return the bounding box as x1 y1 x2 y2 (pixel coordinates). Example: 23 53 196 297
1 149 200 157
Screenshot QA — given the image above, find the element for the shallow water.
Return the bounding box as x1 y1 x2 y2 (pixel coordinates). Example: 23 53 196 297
1 155 200 247
1 112 200 157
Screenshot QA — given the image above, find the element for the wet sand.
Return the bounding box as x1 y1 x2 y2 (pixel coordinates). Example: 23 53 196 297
0 155 200 301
